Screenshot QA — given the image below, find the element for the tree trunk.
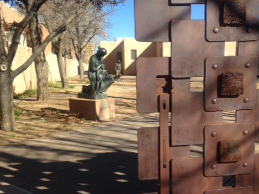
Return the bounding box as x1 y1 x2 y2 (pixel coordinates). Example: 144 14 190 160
56 38 69 89
29 13 50 101
35 55 50 101
78 52 84 80
0 71 15 131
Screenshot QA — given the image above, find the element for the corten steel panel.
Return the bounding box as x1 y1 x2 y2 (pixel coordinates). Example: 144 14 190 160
171 92 223 146
171 20 225 78
206 0 259 41
172 158 222 194
171 0 204 4
239 41 259 75
236 154 259 193
138 127 159 180
136 57 170 113
135 0 191 42
138 129 190 181
205 56 258 111
237 90 259 142
205 187 254 194
204 123 255 177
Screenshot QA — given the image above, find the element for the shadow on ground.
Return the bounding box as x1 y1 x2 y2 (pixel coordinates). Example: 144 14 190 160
0 151 159 194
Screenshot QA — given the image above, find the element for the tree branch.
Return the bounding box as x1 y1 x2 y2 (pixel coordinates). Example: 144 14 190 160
7 0 48 66
12 12 78 78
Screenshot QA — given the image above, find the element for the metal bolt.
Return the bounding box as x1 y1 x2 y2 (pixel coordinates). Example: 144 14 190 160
247 28 252 33
212 64 218 70
211 132 217 137
243 130 249 135
243 163 248 168
211 165 217 169
212 98 217 104
245 63 251 68
244 98 249 103
213 27 219 33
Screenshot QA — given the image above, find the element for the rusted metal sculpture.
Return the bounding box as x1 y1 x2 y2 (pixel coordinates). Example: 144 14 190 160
136 0 259 193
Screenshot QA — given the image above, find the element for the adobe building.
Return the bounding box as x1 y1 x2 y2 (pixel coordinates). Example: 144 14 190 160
101 38 236 76
100 38 171 75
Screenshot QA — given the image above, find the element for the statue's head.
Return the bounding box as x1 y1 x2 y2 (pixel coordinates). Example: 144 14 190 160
96 48 107 57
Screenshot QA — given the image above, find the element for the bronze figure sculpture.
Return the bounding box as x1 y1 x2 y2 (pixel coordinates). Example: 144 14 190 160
80 47 114 99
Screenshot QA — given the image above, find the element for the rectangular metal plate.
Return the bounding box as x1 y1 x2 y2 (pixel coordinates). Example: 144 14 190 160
236 90 259 142
205 187 253 194
206 0 259 41
172 158 222 194
238 41 259 75
236 154 259 193
138 127 190 181
171 92 223 146
138 127 159 180
136 57 170 113
135 0 191 42
205 56 257 111
204 123 255 177
171 0 204 4
171 20 224 78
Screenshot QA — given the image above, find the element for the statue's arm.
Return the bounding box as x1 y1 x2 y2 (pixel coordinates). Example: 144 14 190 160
90 57 102 71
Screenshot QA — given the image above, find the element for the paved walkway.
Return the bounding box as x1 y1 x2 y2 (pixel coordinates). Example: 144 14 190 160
0 113 160 194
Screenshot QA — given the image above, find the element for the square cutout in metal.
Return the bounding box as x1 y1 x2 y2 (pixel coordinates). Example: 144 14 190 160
204 122 255 177
206 0 259 41
205 56 257 111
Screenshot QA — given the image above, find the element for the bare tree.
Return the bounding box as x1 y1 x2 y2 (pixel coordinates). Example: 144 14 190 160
0 0 125 131
68 5 111 80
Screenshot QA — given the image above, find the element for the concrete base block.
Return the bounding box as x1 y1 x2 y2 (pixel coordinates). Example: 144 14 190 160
69 98 115 121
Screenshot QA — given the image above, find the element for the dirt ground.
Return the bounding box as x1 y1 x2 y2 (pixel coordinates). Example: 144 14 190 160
0 76 138 146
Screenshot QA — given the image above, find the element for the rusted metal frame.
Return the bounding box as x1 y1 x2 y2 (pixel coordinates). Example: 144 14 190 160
205 187 254 194
159 94 170 194
135 0 191 42
172 158 222 194
171 92 223 146
204 56 257 111
238 41 259 75
138 126 190 181
171 20 225 78
204 123 255 177
136 57 171 113
206 0 259 41
236 90 259 142
236 154 259 192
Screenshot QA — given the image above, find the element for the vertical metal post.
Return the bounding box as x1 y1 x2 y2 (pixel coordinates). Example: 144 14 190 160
159 94 170 194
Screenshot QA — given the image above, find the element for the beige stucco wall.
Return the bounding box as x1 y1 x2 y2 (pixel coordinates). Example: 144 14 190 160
101 39 123 74
225 42 237 56
13 45 80 94
101 39 171 75
124 39 159 75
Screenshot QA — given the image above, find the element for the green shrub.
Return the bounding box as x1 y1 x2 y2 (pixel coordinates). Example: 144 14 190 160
49 82 62 88
69 85 75 89
23 89 37 97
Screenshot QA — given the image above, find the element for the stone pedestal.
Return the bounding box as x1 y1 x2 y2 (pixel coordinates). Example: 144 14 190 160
69 98 115 121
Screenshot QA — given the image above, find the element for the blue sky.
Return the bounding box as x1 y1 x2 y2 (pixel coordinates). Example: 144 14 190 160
107 2 205 40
